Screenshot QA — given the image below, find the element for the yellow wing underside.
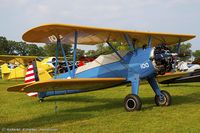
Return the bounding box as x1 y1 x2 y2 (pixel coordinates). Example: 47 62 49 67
0 55 37 65
23 24 195 47
157 72 189 83
7 78 126 92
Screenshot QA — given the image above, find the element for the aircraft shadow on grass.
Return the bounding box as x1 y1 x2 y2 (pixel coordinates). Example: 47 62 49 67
142 92 200 109
2 92 200 128
1 96 122 129
162 84 200 88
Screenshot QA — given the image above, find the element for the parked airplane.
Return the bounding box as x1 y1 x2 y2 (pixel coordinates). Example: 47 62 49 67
158 70 200 84
0 55 71 80
0 55 36 80
7 24 195 111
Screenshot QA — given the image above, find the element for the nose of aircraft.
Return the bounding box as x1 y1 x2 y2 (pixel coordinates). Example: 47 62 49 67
151 45 175 75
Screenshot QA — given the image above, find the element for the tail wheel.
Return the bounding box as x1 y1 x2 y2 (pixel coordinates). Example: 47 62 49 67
124 94 142 111
39 98 44 102
155 90 171 106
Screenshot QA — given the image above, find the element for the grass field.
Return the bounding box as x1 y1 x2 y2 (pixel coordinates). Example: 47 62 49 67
1 79 200 133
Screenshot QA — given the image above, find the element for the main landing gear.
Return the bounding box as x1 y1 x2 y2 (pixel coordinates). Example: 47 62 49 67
155 90 171 106
124 94 142 111
124 74 142 111
124 76 172 111
123 90 171 112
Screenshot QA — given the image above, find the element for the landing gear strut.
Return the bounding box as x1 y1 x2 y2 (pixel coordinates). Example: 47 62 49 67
124 94 142 111
148 77 172 107
39 98 44 102
155 90 171 106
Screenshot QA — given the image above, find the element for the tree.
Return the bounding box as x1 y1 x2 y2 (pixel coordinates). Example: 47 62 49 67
75 49 85 59
27 44 46 56
0 36 9 54
193 50 200 60
85 50 96 57
0 36 47 56
7 40 19 55
15 42 29 56
169 43 192 61
95 42 129 56
43 43 72 56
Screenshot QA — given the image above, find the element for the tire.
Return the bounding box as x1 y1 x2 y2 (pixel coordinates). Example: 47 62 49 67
39 98 44 102
124 94 142 111
155 90 171 106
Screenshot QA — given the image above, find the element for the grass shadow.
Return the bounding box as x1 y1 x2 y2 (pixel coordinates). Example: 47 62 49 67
45 95 122 104
0 112 92 129
45 95 101 103
172 92 200 105
2 91 200 128
141 91 200 108
1 97 123 129
161 84 200 88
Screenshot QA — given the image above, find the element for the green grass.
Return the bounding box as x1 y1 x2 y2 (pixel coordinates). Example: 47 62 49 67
1 79 200 133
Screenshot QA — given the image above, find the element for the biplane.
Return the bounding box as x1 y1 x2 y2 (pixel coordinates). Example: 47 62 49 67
7 24 195 111
0 55 37 80
0 55 60 81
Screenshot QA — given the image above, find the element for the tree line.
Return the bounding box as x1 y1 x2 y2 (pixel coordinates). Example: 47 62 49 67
86 42 200 61
0 36 84 59
1 36 200 61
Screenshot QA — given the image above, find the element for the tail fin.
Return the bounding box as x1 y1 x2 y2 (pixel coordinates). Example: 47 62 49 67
25 61 38 97
1 63 11 80
25 60 53 97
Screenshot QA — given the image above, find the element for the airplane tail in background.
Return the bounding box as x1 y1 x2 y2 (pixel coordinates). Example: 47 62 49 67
1 64 11 80
25 61 38 97
25 60 53 97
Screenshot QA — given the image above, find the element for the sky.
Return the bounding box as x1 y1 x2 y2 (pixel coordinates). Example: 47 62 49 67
0 0 200 51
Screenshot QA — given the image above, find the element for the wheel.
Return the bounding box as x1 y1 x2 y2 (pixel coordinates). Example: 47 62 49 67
155 90 171 106
39 98 44 102
124 94 142 111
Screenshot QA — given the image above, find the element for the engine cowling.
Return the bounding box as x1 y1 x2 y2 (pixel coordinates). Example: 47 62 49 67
151 44 175 75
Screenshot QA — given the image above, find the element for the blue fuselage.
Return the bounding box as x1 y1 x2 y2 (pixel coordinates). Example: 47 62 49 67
58 47 155 80
39 47 156 98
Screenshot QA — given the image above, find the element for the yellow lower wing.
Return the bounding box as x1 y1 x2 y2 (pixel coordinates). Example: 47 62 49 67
157 72 189 83
7 82 33 92
7 78 126 92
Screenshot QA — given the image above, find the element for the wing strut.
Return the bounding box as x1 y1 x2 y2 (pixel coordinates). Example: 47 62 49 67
54 38 72 79
106 41 125 62
147 36 152 48
176 39 181 54
60 39 72 77
54 39 59 78
72 31 78 78
124 34 134 50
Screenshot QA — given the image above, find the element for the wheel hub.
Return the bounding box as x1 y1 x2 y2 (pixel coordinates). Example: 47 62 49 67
158 95 166 105
126 99 136 110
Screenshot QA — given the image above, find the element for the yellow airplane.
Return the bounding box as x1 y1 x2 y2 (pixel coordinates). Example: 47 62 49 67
0 55 54 80
0 55 36 80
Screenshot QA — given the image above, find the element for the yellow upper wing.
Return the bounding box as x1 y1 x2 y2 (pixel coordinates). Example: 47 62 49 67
0 60 4 65
0 55 37 65
23 24 195 47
